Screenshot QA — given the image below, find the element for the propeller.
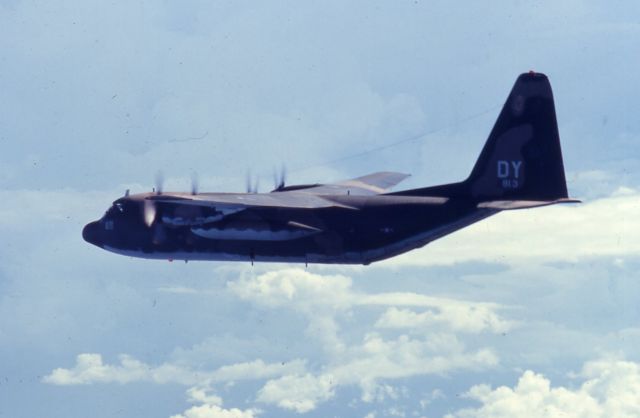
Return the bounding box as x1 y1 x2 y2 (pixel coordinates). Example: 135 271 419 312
143 170 165 227
273 164 286 191
145 170 198 227
190 172 199 195
143 199 157 227
154 171 164 195
246 170 259 194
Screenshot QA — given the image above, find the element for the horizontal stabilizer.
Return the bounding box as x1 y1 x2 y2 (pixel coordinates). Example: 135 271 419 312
303 172 411 196
346 172 411 191
478 198 581 210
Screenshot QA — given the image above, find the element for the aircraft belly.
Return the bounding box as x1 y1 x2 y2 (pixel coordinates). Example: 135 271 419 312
103 245 365 264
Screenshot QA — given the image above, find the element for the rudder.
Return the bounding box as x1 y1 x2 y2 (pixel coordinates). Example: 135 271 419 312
464 72 569 201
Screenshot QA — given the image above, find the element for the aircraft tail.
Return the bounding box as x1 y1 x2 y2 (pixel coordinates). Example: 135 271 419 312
393 72 577 205
463 71 570 201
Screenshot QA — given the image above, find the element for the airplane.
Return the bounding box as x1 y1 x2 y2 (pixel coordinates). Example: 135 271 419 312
83 72 579 265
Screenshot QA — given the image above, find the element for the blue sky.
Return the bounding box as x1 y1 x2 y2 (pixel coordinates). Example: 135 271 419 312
1 1 640 417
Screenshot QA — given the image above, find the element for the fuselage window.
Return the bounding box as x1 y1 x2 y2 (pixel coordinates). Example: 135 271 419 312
105 220 114 230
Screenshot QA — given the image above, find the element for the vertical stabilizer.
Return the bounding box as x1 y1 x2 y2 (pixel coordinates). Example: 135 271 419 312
464 72 569 201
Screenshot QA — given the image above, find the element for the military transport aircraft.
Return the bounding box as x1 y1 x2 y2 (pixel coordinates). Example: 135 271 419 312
83 72 579 265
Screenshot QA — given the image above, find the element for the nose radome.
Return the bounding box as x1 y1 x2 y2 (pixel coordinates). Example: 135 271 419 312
82 221 102 247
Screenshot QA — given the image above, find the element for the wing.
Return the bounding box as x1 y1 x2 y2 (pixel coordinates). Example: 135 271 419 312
147 192 358 210
142 172 408 227
299 171 410 196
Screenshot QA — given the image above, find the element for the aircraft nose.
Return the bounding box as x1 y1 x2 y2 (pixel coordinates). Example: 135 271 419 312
82 221 102 247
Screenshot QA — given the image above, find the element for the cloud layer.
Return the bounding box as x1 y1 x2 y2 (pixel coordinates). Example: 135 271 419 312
448 358 640 418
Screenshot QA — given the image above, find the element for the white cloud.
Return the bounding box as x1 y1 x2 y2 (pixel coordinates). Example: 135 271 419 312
230 269 513 334
185 386 223 407
169 404 258 418
43 268 510 413
42 354 305 387
447 358 640 418
228 268 508 411
257 332 498 412
213 359 307 382
257 373 336 413
375 305 513 334
42 353 206 386
340 333 498 385
229 269 354 355
228 269 353 313
385 190 640 267
170 386 260 418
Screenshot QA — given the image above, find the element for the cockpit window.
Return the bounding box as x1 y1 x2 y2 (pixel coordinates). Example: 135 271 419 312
115 203 124 213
